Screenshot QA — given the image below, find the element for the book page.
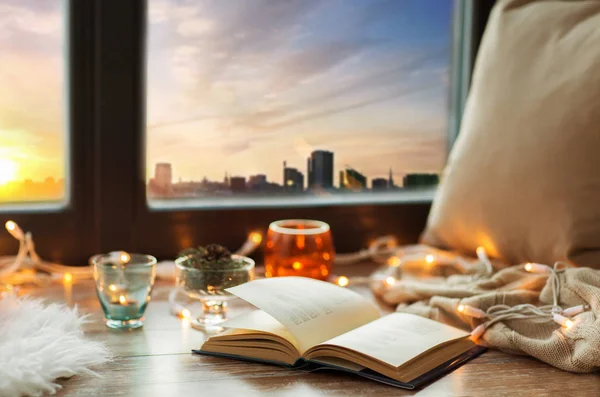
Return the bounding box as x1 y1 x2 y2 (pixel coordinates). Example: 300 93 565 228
227 277 381 353
317 312 470 368
220 310 300 351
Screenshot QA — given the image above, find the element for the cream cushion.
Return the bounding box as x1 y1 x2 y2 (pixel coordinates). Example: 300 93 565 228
421 0 600 266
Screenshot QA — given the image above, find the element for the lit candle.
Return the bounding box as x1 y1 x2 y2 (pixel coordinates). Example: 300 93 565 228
265 220 334 281
107 294 140 319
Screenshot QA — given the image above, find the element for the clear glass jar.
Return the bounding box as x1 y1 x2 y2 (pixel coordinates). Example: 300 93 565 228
91 252 157 329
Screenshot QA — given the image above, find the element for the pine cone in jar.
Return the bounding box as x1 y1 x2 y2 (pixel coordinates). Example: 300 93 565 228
202 244 232 262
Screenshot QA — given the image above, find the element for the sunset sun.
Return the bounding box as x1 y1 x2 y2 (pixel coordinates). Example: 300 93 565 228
0 159 18 185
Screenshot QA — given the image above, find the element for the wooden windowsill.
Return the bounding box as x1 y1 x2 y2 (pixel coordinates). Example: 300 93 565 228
24 265 600 397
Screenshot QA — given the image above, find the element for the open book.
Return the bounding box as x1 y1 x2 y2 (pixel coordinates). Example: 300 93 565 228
195 277 485 389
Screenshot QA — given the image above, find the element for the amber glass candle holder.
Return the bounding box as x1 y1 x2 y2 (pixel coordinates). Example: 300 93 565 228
265 219 335 280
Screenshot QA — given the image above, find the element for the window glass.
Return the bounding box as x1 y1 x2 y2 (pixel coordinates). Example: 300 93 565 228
0 0 67 206
147 0 452 205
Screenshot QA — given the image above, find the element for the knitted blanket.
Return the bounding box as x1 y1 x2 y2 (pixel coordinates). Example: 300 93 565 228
375 263 600 373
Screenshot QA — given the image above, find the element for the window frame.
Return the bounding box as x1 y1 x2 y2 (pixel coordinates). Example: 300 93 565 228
126 0 486 259
0 0 495 264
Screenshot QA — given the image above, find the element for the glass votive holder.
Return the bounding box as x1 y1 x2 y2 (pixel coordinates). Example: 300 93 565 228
91 252 157 329
175 254 255 332
265 219 335 280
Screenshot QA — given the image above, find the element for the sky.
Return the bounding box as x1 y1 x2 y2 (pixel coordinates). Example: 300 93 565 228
146 0 453 186
0 0 453 190
0 0 65 183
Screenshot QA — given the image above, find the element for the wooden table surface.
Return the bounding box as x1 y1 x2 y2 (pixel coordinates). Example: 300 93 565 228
28 267 600 397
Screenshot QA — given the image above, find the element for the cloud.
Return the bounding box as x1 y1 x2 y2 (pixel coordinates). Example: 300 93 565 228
147 0 453 182
0 3 61 37
269 38 387 91
177 17 215 37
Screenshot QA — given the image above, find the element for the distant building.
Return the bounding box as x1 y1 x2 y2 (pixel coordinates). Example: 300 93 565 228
155 163 172 187
283 162 304 192
307 150 334 190
403 173 440 187
388 168 395 189
248 174 268 192
223 172 230 187
229 176 247 193
372 178 389 190
339 167 367 191
148 162 173 197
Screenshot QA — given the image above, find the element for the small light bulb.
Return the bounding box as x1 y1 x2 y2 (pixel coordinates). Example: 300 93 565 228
457 304 486 318
108 284 117 292
470 324 487 340
425 254 435 264
524 263 550 274
565 319 574 329
385 276 396 286
563 305 585 317
387 256 401 266
5 220 24 240
119 295 127 304
476 246 487 260
120 253 130 263
336 276 349 287
63 273 73 283
181 309 191 319
553 313 574 329
292 261 302 270
250 232 262 245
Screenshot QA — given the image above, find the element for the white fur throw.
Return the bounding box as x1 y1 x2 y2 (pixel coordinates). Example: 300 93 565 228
0 297 111 397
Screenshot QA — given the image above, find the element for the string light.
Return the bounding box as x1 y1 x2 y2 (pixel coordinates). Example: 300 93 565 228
458 261 583 341
553 313 573 329
249 232 262 245
5 221 24 240
457 303 486 318
471 324 487 340
234 231 264 257
476 246 494 275
336 276 349 287
563 305 586 317
387 256 401 266
335 235 397 266
475 246 486 259
63 273 73 284
1 222 263 286
524 263 551 274
0 220 94 284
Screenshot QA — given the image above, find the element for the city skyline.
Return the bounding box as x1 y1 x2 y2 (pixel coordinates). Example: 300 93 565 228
148 147 439 196
146 0 452 187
